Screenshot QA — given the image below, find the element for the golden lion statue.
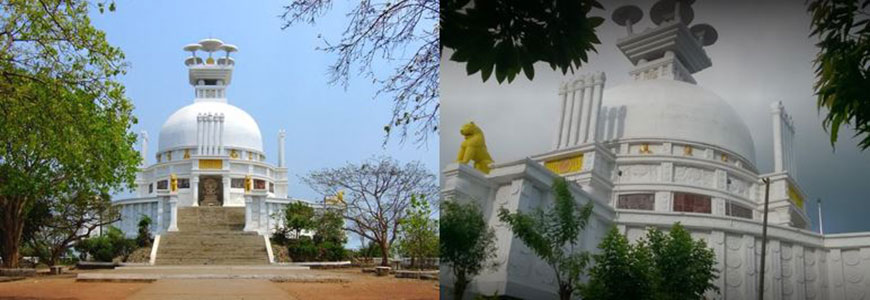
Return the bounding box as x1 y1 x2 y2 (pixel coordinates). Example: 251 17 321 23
457 121 493 174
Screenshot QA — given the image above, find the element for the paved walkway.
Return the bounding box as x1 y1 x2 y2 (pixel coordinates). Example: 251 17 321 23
127 279 294 300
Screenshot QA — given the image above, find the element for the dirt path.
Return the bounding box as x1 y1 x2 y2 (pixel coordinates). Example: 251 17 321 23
274 269 438 300
0 276 147 300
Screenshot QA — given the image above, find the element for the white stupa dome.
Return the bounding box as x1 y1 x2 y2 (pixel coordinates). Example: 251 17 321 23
158 101 263 153
601 79 756 164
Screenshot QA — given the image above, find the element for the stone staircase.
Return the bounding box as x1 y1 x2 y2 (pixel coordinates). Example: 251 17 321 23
156 207 269 265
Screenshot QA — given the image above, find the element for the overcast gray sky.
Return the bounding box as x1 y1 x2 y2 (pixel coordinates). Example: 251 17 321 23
440 0 870 233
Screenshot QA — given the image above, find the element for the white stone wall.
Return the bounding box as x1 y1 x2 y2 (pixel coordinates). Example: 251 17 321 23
441 162 615 299
441 161 870 300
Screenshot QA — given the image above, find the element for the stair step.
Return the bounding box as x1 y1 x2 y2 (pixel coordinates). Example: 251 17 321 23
155 207 268 265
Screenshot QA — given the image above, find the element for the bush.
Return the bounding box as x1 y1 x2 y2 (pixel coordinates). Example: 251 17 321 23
318 241 347 261
136 215 153 247
75 227 136 262
271 226 292 246
287 236 318 262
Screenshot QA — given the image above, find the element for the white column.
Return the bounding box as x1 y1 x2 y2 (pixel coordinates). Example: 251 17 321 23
218 114 225 156
587 72 605 143
196 114 203 156
560 86 575 149
569 77 585 146
156 199 164 232
191 176 199 207
258 198 267 234
554 85 568 149
579 80 594 144
140 130 149 165
243 195 254 232
771 101 784 172
278 129 286 167
222 175 230 206
167 196 179 232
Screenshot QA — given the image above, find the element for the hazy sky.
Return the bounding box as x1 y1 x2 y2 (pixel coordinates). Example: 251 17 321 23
93 1 437 246
441 0 870 233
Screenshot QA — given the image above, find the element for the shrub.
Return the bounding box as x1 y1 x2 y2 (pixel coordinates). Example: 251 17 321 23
75 227 136 262
136 215 153 248
287 236 318 262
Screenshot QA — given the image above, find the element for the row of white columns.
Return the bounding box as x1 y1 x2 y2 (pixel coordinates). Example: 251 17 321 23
197 113 225 156
554 72 606 150
771 101 797 179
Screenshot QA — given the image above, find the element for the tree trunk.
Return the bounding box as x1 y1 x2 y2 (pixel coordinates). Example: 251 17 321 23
0 204 24 268
453 273 468 300
379 240 390 266
558 284 572 300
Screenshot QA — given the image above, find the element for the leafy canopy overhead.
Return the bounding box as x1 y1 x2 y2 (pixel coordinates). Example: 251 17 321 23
0 0 139 268
807 0 870 150
442 0 604 83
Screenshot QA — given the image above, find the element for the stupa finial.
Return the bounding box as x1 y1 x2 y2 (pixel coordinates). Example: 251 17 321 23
183 38 238 102
612 0 718 84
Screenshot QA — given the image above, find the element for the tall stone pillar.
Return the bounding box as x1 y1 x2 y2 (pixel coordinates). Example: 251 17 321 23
140 130 148 166
191 176 200 207
222 175 231 206
278 129 286 167
168 195 179 232
243 195 254 232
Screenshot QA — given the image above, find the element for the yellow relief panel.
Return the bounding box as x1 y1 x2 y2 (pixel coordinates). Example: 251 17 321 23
199 159 223 170
183 149 190 159
544 155 584 175
788 183 804 209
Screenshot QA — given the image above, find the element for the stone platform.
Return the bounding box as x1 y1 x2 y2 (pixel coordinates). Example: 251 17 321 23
76 265 347 283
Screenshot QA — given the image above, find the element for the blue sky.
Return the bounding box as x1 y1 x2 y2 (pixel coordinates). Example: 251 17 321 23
95 1 438 246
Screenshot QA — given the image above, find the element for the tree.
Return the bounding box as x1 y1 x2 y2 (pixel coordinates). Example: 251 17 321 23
0 0 139 268
497 177 594 300
646 224 718 299
24 190 119 266
581 227 653 300
281 0 439 145
303 156 437 266
582 224 718 300
441 0 604 83
397 194 438 269
313 208 347 261
283 201 315 239
807 0 870 150
440 200 498 300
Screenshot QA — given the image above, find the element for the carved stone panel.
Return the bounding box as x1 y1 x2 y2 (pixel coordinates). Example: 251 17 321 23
199 176 223 206
673 166 714 187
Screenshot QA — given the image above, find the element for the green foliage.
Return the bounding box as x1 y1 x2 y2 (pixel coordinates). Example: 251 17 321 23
358 241 385 259
136 215 153 248
441 200 498 300
582 224 718 300
582 227 654 300
75 227 136 262
442 0 604 83
397 195 438 268
283 202 315 239
277 206 348 262
313 208 347 261
498 177 594 300
24 190 119 266
287 236 318 262
807 0 870 150
0 0 139 268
